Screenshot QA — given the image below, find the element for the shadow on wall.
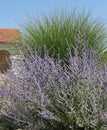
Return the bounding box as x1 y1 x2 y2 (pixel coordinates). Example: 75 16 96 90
0 50 10 73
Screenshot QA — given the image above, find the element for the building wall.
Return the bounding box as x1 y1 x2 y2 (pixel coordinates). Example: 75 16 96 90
0 42 18 55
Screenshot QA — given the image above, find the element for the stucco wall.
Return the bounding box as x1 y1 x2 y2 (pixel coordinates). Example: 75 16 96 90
0 43 18 55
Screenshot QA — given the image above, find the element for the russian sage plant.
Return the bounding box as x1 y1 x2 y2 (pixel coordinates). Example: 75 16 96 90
0 44 107 130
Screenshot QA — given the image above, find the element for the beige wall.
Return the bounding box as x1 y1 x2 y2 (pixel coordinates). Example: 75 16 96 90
0 43 18 55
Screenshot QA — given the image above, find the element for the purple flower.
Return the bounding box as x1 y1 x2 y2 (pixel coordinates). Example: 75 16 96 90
39 110 54 119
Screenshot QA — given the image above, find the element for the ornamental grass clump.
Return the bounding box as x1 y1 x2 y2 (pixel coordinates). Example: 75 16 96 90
21 10 107 60
0 43 107 130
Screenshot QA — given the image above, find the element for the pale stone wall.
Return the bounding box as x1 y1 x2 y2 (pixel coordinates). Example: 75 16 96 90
0 43 18 55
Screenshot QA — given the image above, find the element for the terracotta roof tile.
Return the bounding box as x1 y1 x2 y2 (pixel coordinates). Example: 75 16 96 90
0 28 20 43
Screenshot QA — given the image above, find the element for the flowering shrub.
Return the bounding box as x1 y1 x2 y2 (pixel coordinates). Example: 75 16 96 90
0 44 107 130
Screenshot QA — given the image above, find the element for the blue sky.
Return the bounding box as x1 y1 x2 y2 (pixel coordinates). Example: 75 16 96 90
0 0 107 29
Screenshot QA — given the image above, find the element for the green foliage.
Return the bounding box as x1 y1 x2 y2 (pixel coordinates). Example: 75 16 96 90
21 10 107 60
0 117 17 130
47 80 103 130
